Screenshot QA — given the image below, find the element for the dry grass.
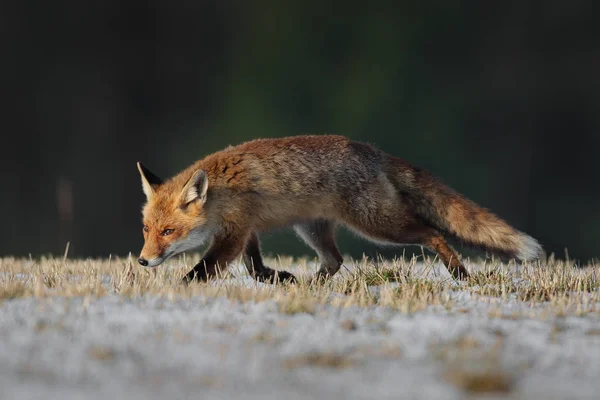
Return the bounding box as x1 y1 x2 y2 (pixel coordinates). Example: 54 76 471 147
283 351 358 369
443 367 516 394
88 346 117 362
435 335 523 394
0 254 598 318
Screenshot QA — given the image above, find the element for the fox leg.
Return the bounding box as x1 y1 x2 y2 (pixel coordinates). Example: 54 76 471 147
342 213 469 280
294 219 344 279
420 234 469 280
182 231 248 283
243 232 296 284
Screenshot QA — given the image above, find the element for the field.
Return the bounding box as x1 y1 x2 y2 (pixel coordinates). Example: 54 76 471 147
1 254 599 399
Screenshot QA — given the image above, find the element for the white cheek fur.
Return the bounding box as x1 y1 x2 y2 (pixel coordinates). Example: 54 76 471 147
165 228 212 258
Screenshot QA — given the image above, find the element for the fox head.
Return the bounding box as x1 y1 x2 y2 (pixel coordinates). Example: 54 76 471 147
136 162 212 268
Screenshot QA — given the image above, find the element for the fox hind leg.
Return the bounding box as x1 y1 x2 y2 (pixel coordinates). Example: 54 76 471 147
243 232 296 284
421 234 469 280
294 219 344 279
342 212 469 280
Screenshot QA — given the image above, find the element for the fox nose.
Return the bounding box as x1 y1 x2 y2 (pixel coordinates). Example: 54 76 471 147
138 258 148 267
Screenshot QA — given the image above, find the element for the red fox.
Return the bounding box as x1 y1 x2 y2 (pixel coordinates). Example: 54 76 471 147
137 135 542 283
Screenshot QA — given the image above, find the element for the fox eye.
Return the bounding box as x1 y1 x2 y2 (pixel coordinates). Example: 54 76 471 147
161 228 174 236
143 225 149 233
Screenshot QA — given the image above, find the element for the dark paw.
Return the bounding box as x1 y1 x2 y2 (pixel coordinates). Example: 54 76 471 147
181 269 206 285
181 274 193 285
454 271 470 281
309 272 334 286
255 269 297 285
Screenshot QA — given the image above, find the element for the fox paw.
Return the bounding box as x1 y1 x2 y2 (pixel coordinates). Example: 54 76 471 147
255 269 297 285
181 269 208 285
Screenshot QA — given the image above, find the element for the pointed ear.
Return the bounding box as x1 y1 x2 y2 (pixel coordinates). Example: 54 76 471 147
180 169 208 206
137 162 163 199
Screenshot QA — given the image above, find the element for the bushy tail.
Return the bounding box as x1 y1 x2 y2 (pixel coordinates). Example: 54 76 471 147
389 158 542 261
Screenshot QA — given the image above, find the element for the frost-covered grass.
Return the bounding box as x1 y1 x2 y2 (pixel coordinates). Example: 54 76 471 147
0 254 599 399
1 254 598 317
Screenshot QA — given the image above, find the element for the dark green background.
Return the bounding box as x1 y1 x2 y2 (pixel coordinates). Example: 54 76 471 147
2 1 598 263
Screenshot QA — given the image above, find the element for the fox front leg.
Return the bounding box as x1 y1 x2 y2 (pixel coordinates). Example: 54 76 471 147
182 232 247 283
243 232 296 284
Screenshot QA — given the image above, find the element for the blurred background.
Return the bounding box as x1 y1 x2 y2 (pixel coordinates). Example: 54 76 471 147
1 1 598 263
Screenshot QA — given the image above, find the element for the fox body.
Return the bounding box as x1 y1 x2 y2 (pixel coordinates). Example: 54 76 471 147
137 135 542 283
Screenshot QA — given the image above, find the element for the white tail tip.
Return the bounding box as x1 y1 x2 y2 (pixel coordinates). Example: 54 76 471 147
517 234 543 261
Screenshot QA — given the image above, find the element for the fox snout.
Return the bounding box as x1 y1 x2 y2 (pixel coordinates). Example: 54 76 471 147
138 242 167 268
137 253 165 268
137 257 164 268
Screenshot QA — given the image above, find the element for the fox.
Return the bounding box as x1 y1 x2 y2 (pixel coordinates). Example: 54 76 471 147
136 134 542 284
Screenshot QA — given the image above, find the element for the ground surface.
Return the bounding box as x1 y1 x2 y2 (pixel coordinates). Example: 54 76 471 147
0 255 599 399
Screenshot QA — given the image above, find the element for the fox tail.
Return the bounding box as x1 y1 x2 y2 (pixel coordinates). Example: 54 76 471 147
389 158 542 261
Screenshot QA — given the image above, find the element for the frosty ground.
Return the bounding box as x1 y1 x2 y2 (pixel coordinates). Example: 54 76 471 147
0 257 599 400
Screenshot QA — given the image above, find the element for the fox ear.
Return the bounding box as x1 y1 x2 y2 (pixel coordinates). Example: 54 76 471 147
180 169 208 206
137 162 163 199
